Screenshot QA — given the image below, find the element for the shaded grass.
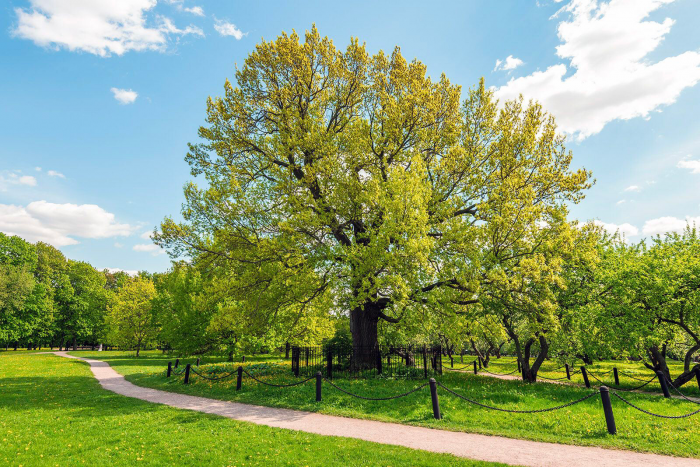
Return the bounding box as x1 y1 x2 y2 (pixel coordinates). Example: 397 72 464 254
0 353 503 466
75 350 700 459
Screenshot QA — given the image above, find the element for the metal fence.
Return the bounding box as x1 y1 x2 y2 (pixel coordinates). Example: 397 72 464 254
291 344 443 379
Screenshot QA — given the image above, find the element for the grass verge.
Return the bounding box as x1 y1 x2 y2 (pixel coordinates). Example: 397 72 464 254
0 352 503 466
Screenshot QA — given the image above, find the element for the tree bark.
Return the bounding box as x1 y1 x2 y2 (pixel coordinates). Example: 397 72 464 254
519 336 549 382
350 303 380 366
646 345 670 381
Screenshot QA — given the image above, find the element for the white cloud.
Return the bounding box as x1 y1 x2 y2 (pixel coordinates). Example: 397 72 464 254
35 167 41 172
495 0 700 140
133 243 165 255
114 242 124 248
0 201 134 247
0 172 37 191
47 170 65 178
616 199 626 205
214 19 246 40
13 0 203 57
624 185 640 192
183 6 204 16
642 216 700 236
111 88 138 104
140 230 154 239
104 267 139 276
678 158 700 174
594 220 639 238
494 55 524 72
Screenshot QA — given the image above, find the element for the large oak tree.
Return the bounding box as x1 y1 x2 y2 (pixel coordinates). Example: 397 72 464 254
156 27 590 360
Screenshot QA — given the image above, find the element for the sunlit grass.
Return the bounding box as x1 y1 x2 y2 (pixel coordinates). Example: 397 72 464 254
0 352 503 466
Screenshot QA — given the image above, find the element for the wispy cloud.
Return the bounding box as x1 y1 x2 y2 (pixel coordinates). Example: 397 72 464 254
47 170 65 178
214 19 246 40
494 55 524 72
111 88 138 104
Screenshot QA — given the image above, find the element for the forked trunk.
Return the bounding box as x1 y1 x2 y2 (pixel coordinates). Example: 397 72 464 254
646 345 670 381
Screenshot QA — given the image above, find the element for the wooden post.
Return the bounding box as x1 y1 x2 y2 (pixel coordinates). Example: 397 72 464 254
581 367 590 388
599 386 616 435
429 378 441 420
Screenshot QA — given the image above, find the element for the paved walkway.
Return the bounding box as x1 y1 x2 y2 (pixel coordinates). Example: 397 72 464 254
52 352 700 467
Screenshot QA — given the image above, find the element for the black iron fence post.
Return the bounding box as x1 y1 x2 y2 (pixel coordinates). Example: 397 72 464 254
242 356 245 363
326 348 333 380
423 346 428 379
236 366 243 390
175 358 179 368
316 372 322 402
167 361 172 377
196 357 200 367
657 371 670 398
613 368 619 386
599 386 616 435
429 378 441 420
473 360 477 375
581 367 590 388
450 356 454 368
565 363 571 380
184 364 191 384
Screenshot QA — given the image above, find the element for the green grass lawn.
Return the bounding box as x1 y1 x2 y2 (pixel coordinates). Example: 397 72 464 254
71 350 700 459
0 353 504 467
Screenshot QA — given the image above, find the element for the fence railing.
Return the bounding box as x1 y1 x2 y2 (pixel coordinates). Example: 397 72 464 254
166 359 700 434
290 344 444 379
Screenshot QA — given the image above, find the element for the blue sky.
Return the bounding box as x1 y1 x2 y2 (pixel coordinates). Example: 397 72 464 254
1 0 699 274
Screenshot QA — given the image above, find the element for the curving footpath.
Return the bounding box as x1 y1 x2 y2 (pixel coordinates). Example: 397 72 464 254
53 352 700 467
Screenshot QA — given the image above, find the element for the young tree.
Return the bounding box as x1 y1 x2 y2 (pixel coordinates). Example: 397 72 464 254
108 277 158 357
155 26 590 361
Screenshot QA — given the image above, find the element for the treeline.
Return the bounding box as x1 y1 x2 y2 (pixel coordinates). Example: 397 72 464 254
0 232 330 357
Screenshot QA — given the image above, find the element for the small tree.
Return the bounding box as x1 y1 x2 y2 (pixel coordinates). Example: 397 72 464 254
108 277 158 357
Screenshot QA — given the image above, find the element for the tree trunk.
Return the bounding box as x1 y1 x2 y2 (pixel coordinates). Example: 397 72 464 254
519 336 549 382
646 345 670 381
136 343 140 358
350 303 379 366
228 350 234 362
72 337 77 351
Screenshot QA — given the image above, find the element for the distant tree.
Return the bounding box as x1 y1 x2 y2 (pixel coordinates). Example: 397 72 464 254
604 226 700 387
107 277 158 357
54 261 107 350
